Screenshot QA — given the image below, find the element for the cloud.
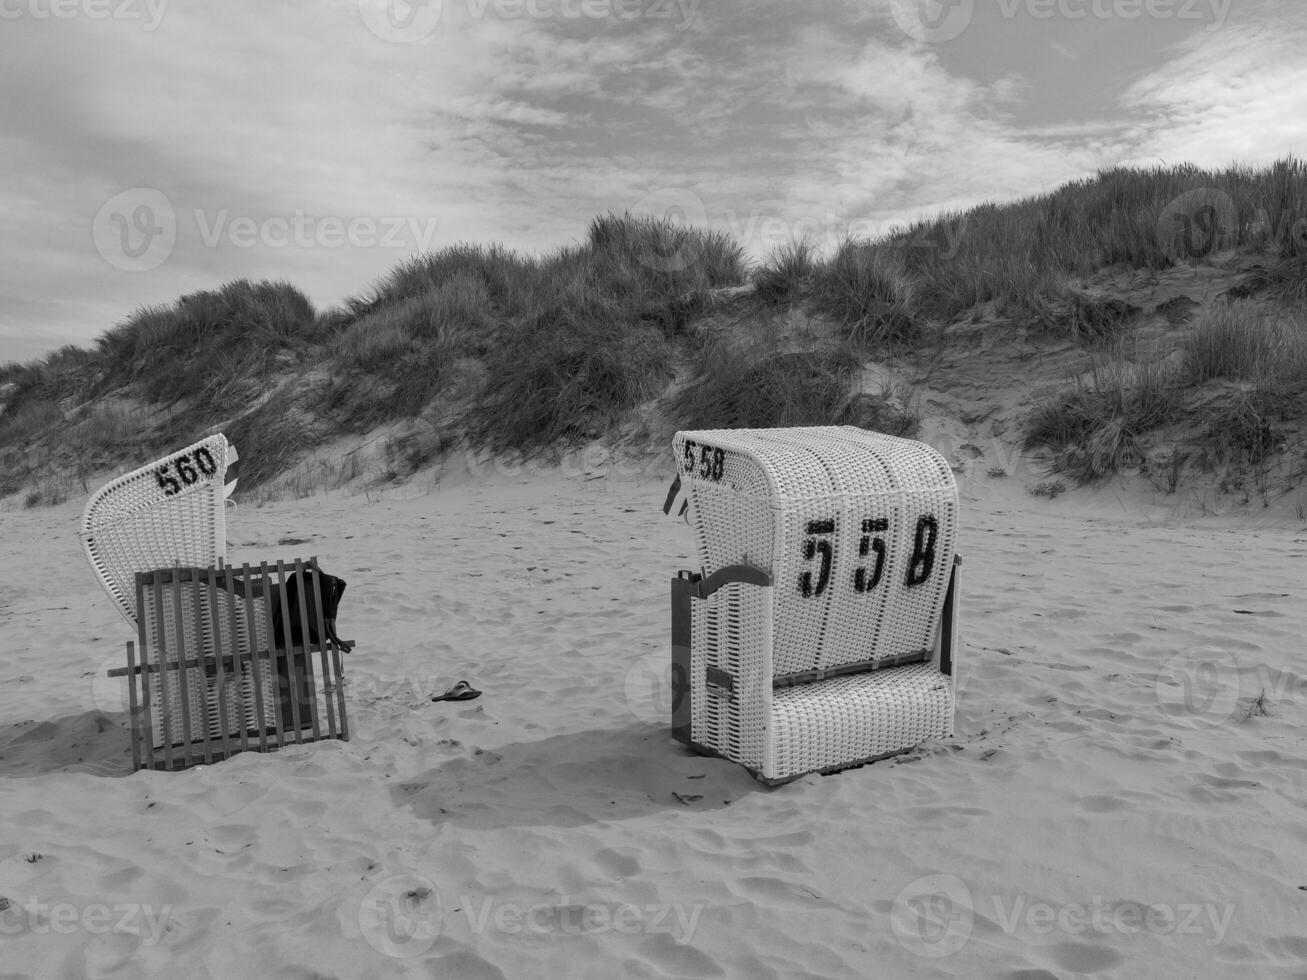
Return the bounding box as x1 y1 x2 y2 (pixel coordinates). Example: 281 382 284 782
1119 18 1307 165
1 0 1302 365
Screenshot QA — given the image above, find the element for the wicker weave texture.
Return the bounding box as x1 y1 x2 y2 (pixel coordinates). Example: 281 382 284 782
80 434 232 627
769 661 953 780
690 580 771 770
140 575 276 749
673 427 957 676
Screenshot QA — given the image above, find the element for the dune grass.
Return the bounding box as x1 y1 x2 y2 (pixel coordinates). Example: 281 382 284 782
672 336 866 431
1025 299 1307 483
753 239 816 306
1024 354 1183 483
3 161 1307 498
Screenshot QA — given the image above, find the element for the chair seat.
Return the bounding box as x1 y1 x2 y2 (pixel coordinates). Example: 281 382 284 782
769 662 954 782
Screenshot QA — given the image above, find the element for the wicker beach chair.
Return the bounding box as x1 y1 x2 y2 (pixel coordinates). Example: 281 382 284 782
82 436 349 769
668 426 961 784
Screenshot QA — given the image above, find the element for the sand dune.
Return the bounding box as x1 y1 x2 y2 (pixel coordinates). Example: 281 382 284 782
1 459 1305 979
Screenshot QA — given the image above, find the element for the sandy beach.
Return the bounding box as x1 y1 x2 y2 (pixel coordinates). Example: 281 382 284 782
1 454 1305 979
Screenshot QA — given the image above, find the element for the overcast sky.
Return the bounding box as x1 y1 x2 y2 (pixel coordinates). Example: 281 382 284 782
2 0 1303 364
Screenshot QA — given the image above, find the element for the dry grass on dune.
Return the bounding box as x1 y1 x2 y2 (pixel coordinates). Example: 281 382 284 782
3 158 1307 506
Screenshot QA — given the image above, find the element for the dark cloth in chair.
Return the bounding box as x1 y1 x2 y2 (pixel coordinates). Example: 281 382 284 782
269 568 348 730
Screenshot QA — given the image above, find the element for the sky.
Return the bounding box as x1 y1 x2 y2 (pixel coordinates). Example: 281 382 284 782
2 0 1304 364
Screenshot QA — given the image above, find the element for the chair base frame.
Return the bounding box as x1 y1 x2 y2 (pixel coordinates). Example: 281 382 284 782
108 557 350 772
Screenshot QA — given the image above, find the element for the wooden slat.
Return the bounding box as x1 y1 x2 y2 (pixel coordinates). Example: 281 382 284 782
330 640 349 741
240 563 271 753
307 556 339 740
109 647 281 677
186 566 215 766
124 640 142 771
220 565 251 756
262 560 288 750
150 574 174 771
171 573 199 767
134 573 157 771
295 557 324 742
205 565 236 762
274 559 304 742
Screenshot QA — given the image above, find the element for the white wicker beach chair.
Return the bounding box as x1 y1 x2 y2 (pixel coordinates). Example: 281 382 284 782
79 435 351 769
668 426 961 784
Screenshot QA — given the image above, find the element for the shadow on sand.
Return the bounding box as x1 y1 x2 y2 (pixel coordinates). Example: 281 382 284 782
391 722 774 830
0 711 136 778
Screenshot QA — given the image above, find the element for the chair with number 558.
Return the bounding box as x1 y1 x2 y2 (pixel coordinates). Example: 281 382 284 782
666 426 961 784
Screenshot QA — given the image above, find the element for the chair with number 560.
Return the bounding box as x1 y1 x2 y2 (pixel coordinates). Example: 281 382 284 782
667 426 961 784
81 434 350 770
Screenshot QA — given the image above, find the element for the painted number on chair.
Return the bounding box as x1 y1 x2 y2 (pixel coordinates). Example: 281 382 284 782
155 446 218 496
681 440 725 483
800 520 835 598
798 514 940 598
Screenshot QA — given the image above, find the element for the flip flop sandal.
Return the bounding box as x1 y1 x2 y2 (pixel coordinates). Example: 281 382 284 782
432 680 481 702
